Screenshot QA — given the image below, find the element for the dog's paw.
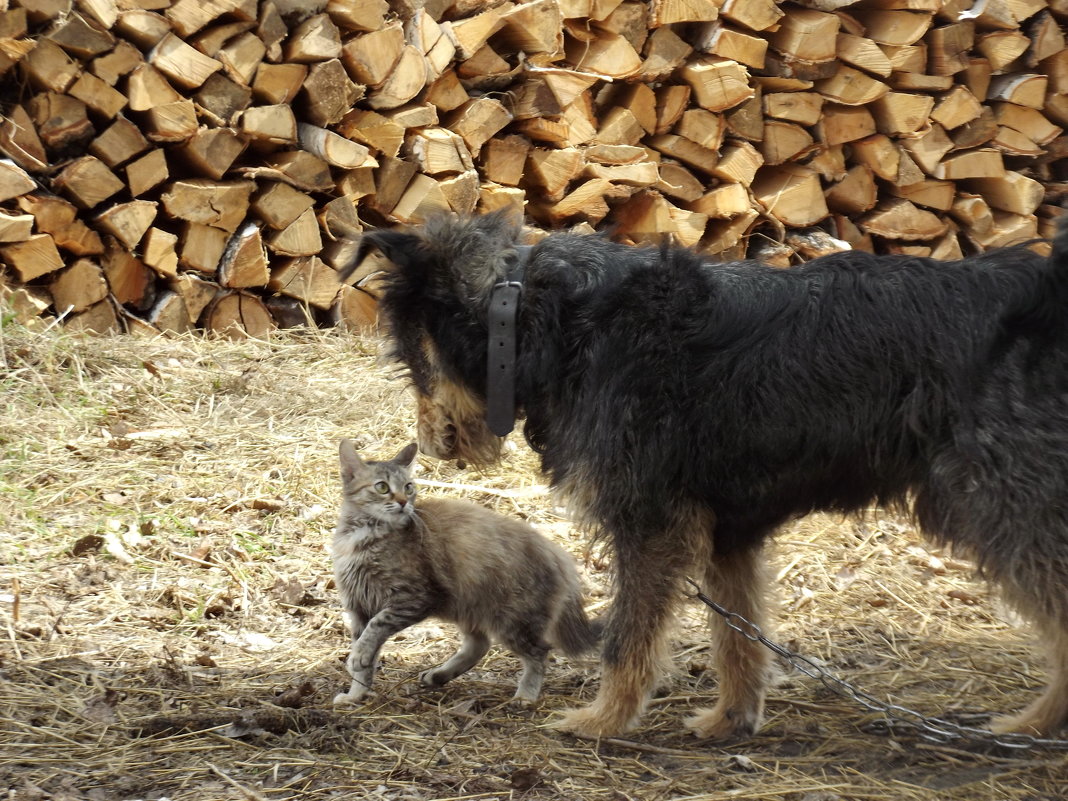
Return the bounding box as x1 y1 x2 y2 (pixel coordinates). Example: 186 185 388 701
989 708 1055 737
555 702 635 739
684 704 761 740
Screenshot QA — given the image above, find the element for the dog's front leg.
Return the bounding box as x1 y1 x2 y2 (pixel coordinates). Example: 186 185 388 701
557 535 682 738
685 545 771 739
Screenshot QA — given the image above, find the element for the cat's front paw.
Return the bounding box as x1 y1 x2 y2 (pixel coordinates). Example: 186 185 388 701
333 682 371 706
507 693 540 710
418 667 451 688
333 690 365 706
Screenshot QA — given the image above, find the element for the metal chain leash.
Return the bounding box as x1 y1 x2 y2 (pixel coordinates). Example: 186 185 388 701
685 578 1068 751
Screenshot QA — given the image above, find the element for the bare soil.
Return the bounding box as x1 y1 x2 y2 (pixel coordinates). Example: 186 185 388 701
1 322 1065 801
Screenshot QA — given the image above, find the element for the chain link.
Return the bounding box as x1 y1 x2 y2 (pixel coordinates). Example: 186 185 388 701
685 578 1068 750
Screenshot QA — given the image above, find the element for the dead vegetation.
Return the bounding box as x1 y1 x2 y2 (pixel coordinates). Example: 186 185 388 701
1 319 1066 801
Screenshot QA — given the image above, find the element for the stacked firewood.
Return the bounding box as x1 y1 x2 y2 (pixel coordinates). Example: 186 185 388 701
0 0 1065 336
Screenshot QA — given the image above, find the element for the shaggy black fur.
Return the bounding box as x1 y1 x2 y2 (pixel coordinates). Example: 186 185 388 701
348 212 1068 739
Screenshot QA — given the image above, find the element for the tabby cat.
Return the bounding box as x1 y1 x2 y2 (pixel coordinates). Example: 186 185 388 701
331 440 598 705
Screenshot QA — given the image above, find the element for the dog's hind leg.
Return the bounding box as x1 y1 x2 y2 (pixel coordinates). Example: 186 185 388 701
685 545 771 740
917 444 1068 736
990 629 1068 736
556 533 685 738
989 573 1068 736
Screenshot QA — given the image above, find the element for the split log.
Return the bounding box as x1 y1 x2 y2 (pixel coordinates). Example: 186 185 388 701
90 117 149 168
0 211 34 243
16 194 103 257
860 199 948 241
680 57 753 111
150 33 223 90
176 128 244 180
268 208 323 257
0 105 48 171
0 162 35 203
126 149 170 196
142 227 179 277
219 223 270 288
65 299 120 333
1 234 65 281
1 0 1064 333
146 291 193 333
202 291 276 340
95 200 157 249
161 179 255 231
103 237 155 310
29 93 92 151
751 165 829 228
178 222 229 274
52 157 125 209
334 284 379 331
50 258 109 314
268 255 341 309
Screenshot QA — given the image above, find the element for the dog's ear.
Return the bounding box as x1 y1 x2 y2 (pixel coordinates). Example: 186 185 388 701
429 211 525 300
338 230 424 281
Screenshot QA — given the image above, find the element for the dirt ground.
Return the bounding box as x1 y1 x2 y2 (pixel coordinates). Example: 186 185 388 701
2 321 1066 801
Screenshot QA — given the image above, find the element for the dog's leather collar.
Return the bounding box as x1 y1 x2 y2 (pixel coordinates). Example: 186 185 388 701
486 245 532 437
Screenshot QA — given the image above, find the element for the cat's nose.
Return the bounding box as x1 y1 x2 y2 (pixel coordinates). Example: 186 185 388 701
395 497 407 508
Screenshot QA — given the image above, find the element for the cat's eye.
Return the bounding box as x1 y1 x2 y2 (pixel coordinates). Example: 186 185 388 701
374 481 390 494
404 483 414 494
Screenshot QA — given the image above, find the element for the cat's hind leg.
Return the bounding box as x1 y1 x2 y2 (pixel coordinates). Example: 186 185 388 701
420 630 491 688
504 627 551 702
513 650 548 702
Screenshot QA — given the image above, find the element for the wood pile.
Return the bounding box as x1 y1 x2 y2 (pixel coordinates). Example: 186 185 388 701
0 0 1065 336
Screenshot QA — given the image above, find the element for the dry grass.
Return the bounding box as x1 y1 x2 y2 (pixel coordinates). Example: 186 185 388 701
1 319 1065 801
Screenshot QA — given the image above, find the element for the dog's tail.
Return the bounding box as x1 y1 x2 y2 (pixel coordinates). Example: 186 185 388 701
552 595 602 657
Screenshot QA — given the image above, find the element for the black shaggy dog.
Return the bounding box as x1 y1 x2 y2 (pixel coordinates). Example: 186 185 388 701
344 212 1068 741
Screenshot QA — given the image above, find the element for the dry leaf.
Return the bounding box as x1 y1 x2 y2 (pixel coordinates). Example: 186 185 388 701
947 589 981 605
509 767 544 790
275 681 315 709
69 534 104 557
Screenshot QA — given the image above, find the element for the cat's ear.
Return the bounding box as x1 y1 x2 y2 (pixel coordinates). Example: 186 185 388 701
394 442 418 468
339 439 369 483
